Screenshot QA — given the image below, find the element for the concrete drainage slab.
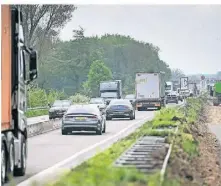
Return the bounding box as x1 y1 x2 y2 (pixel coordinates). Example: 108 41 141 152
114 136 170 173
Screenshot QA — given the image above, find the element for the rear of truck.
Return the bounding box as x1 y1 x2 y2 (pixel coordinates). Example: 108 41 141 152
136 73 163 111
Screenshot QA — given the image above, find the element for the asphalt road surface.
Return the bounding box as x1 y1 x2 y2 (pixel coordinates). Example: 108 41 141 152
8 110 155 186
8 102 183 186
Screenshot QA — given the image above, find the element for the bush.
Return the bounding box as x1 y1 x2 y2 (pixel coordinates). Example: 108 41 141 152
69 93 90 104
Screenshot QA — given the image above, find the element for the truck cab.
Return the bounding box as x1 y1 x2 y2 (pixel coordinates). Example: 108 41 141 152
165 81 173 95
1 5 38 184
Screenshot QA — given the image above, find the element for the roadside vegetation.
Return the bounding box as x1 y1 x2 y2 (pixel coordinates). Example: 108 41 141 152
162 95 221 186
26 88 90 117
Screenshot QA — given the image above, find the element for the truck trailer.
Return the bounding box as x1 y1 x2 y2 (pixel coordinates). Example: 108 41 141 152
99 80 122 105
1 5 38 184
135 72 166 111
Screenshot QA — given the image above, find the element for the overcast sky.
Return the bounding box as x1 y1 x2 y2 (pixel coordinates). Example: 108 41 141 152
59 5 221 75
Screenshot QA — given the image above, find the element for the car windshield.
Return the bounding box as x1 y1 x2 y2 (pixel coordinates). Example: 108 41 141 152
90 98 103 104
66 105 99 115
109 99 131 105
125 95 135 99
52 100 71 107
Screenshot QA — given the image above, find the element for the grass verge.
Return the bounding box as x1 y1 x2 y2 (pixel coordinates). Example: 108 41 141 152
26 109 49 118
162 96 207 186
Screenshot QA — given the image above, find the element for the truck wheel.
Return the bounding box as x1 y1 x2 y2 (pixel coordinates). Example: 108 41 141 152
137 108 141 111
14 136 27 176
6 141 15 180
1 143 7 184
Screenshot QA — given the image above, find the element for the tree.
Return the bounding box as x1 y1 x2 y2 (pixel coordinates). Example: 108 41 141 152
83 60 112 97
171 68 185 81
73 26 85 40
19 5 77 59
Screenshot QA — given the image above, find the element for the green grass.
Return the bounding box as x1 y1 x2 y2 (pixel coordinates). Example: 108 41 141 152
44 121 160 186
26 109 48 118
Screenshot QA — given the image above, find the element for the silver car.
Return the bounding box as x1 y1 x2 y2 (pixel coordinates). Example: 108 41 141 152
61 104 106 135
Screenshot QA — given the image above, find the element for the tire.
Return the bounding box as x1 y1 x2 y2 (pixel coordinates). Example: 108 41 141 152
96 128 102 135
6 141 15 181
14 135 27 176
133 111 136 119
106 116 112 120
130 112 134 120
49 116 53 120
61 130 68 135
102 122 106 133
137 107 141 111
1 142 7 185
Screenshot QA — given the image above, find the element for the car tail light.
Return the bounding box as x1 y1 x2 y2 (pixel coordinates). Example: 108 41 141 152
88 115 98 121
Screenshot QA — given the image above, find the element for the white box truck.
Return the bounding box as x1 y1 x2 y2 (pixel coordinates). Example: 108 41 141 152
135 72 166 111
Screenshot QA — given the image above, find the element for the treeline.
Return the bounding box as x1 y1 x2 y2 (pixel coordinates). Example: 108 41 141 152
37 34 171 96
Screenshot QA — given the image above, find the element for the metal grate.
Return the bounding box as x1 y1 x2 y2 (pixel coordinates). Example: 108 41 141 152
114 136 169 173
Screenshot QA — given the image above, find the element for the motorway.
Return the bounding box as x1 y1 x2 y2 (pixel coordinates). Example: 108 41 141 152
6 102 183 186
8 110 157 186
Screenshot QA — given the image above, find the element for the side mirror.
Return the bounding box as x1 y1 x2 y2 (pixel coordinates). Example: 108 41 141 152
29 50 38 81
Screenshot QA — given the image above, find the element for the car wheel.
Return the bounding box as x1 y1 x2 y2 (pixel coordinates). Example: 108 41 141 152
106 116 112 120
102 122 106 133
137 107 141 111
61 130 68 135
133 111 136 119
130 112 134 120
49 116 53 120
14 135 27 176
96 128 102 135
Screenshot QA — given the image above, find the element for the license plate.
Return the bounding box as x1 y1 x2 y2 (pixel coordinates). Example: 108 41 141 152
75 117 86 121
114 112 124 114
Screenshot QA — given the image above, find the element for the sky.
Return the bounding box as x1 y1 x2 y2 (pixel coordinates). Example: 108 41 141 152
59 5 221 75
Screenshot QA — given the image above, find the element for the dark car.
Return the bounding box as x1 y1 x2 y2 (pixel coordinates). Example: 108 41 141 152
165 91 179 104
61 104 106 135
48 100 72 119
105 99 135 120
89 98 106 112
124 94 136 108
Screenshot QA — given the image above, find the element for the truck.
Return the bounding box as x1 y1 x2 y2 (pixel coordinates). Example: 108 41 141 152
211 82 221 106
165 81 173 95
135 72 166 111
99 80 122 105
1 5 38 184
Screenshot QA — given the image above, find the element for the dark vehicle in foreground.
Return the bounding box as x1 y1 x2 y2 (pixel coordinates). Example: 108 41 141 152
106 99 135 120
165 91 178 104
49 100 72 119
125 94 136 108
89 97 106 111
61 104 106 135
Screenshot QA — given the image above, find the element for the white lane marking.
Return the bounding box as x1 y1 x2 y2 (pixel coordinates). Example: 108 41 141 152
17 115 152 186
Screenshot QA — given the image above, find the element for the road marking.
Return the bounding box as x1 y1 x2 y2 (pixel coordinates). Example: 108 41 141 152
17 115 153 186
